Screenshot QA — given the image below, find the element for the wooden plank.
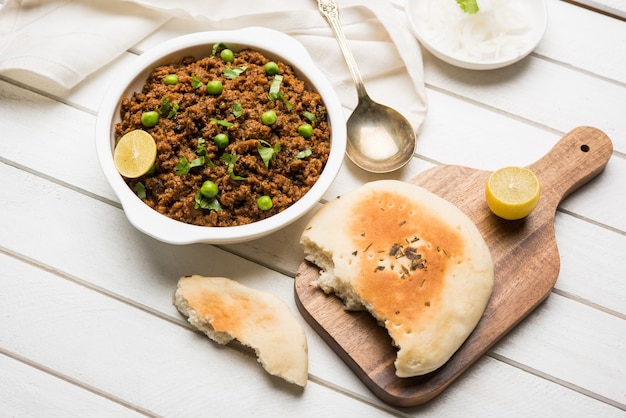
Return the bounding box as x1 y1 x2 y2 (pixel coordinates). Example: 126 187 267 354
414 90 558 169
407 354 625 417
0 354 143 417
422 52 626 154
541 1 626 82
564 0 626 20
0 254 400 416
557 156 626 233
491 292 626 408
0 81 116 202
555 210 626 316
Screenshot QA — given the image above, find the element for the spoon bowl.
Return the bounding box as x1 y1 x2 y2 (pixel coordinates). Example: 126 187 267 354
319 0 417 173
347 95 417 173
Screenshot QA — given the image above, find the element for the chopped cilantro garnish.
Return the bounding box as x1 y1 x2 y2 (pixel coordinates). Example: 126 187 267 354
175 155 205 176
258 140 281 168
157 97 178 119
302 111 317 123
293 148 312 161
268 75 293 111
196 138 215 167
232 102 243 118
134 181 146 199
211 42 228 57
191 74 204 89
268 75 283 100
220 153 246 180
277 92 293 111
223 66 248 79
210 118 234 127
456 0 479 14
196 138 207 156
195 190 222 211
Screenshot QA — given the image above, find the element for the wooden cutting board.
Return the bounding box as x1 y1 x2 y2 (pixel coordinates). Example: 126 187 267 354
294 126 613 407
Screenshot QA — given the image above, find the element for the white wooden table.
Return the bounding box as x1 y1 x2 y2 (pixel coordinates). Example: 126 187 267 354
1 0 625 416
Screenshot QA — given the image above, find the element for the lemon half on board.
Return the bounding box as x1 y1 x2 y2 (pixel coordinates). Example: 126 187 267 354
113 129 157 178
485 166 541 220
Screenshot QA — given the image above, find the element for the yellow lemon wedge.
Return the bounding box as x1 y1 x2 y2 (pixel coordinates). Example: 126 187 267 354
485 166 541 220
113 129 157 178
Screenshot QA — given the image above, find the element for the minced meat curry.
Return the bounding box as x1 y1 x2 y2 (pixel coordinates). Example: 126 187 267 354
115 44 332 227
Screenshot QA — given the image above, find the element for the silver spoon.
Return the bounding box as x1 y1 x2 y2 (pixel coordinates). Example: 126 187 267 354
318 0 417 173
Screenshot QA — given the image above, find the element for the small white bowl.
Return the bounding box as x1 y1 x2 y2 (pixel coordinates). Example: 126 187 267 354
96 28 346 245
405 0 547 70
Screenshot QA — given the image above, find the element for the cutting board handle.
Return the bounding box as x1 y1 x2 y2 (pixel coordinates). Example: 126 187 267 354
528 126 613 210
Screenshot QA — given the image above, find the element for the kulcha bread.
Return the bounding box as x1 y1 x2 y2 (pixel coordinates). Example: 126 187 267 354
300 180 494 377
173 275 308 387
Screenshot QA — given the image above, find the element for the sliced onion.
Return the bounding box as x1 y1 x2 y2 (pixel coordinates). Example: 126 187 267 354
418 0 534 62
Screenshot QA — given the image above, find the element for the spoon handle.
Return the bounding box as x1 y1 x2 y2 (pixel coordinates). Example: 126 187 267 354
318 0 367 98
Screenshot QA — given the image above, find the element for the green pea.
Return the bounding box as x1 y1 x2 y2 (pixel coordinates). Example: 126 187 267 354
257 195 273 211
206 80 223 95
213 133 229 149
261 110 277 125
200 180 219 198
264 61 279 75
141 111 159 128
298 123 313 138
220 49 234 63
163 74 178 85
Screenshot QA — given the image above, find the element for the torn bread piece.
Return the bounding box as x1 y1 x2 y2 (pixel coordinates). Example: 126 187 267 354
300 180 494 377
174 275 308 387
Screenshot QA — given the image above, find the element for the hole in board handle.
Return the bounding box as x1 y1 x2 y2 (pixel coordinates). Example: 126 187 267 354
580 144 590 152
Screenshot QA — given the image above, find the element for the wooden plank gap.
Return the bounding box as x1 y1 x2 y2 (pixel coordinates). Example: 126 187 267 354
0 245 189 330
559 208 626 237
0 158 121 210
562 0 626 21
551 288 626 320
424 84 566 137
531 52 626 89
306 374 412 418
0 349 158 417
488 351 626 411
0 76 96 115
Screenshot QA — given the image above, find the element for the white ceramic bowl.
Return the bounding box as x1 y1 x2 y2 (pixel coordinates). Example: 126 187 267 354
96 28 346 245
405 0 547 70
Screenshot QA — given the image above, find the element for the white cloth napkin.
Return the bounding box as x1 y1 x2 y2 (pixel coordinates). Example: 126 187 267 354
0 0 169 91
0 0 427 131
